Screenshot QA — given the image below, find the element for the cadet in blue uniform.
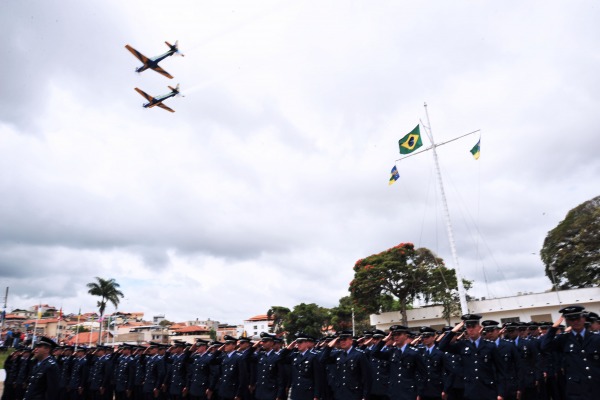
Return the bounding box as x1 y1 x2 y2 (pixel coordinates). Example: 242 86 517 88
438 314 506 400
417 326 445 400
186 339 220 400
2 346 23 400
481 321 519 400
370 325 423 400
57 346 74 400
15 347 35 400
164 340 190 400
251 332 289 400
88 346 110 400
68 347 89 400
362 330 390 400
143 343 165 400
114 344 135 400
541 305 600 400
286 333 324 400
320 330 371 400
217 335 248 400
24 336 60 400
132 346 146 400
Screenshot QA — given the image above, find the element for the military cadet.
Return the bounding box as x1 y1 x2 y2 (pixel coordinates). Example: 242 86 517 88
163 340 191 400
68 347 89 400
58 346 75 400
320 330 371 400
186 339 220 400
235 336 256 400
143 343 166 400
2 346 23 400
481 321 519 400
16 347 35 400
273 337 290 400
88 346 110 400
363 330 390 400
418 326 446 400
24 336 60 400
437 327 463 400
510 323 540 400
587 311 600 333
250 332 289 400
218 335 248 400
541 305 600 400
285 333 324 400
156 345 170 400
438 314 506 400
371 325 423 400
132 346 147 400
114 344 135 400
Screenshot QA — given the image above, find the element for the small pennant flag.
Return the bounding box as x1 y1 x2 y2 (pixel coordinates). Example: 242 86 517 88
389 165 400 185
399 125 423 154
470 139 481 160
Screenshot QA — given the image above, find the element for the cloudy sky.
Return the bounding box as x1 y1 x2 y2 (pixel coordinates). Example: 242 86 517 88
1 1 599 324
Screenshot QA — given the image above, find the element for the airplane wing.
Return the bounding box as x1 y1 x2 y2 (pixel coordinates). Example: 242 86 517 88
125 45 150 64
152 65 174 79
157 103 175 113
134 87 154 102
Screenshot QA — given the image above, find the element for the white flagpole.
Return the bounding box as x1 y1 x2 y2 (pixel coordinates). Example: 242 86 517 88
75 308 81 350
423 103 469 315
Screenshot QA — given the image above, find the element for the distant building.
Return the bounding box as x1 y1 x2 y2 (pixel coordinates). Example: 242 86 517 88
170 325 211 344
216 324 239 341
370 287 600 331
243 315 273 338
116 325 170 344
184 318 220 332
153 315 166 324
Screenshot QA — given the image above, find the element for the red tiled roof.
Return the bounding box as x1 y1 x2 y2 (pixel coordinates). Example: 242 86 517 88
245 314 273 322
4 314 27 319
65 331 112 345
172 325 210 333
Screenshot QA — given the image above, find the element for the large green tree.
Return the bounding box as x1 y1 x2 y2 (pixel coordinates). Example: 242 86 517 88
540 195 600 288
350 242 463 326
329 296 372 333
283 303 330 340
87 277 124 344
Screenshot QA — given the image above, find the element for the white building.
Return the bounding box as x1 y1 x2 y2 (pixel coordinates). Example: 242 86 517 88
370 287 600 331
243 315 273 338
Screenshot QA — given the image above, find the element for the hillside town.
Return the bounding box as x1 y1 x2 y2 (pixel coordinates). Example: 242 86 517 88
0 305 273 347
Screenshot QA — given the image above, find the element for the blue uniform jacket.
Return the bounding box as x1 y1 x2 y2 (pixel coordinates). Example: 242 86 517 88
438 332 506 400
320 346 371 400
24 356 60 400
541 327 600 400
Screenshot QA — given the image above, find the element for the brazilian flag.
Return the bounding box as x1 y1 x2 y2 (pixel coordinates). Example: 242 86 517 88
470 139 481 160
398 125 423 154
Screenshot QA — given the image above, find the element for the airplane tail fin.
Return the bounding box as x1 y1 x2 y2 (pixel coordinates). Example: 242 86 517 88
166 40 184 57
168 84 183 97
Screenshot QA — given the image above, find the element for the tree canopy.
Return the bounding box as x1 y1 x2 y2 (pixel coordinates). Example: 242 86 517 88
282 303 330 339
350 242 464 325
540 195 600 288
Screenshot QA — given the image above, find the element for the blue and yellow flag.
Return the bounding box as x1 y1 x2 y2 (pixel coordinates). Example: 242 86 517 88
399 125 423 154
470 139 481 160
389 165 400 185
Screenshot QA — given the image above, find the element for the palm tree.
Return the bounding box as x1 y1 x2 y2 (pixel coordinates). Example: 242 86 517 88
86 277 124 344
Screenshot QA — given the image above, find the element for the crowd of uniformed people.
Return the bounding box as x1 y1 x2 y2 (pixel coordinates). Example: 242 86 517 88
2 305 599 400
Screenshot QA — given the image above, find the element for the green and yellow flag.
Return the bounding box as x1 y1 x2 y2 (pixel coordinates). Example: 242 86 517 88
398 125 423 154
470 139 480 160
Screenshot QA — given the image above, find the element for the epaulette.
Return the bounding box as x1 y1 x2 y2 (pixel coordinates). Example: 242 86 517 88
354 347 366 354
